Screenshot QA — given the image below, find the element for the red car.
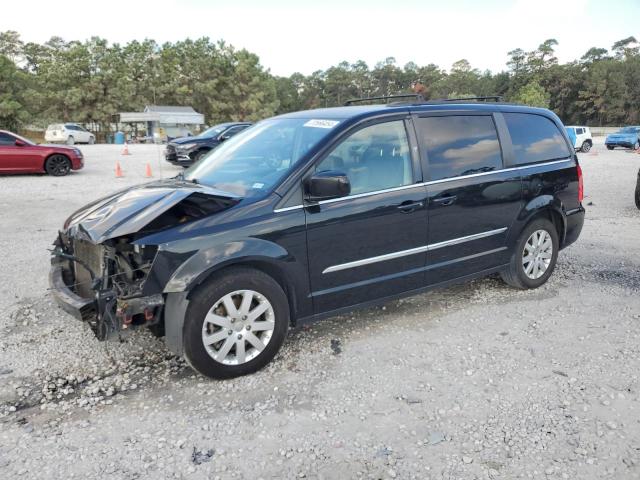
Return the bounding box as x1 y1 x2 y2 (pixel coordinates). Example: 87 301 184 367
0 130 84 176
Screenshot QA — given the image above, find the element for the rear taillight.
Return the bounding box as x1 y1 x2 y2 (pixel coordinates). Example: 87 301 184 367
577 164 584 203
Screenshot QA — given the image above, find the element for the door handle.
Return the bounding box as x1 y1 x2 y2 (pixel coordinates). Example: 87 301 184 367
397 200 424 213
431 194 457 206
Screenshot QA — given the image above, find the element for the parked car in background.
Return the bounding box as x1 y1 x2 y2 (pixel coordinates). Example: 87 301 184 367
605 126 640 150
50 97 584 379
636 168 640 209
45 123 95 145
565 126 593 152
165 122 252 166
0 130 84 176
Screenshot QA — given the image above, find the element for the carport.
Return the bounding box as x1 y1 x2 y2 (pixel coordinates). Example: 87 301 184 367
118 105 205 143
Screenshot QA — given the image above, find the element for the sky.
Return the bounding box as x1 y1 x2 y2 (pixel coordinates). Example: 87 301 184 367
1 0 639 76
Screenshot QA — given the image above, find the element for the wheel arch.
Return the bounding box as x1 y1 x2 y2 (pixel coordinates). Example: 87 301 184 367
163 255 301 358
43 152 71 171
519 197 566 247
187 257 299 324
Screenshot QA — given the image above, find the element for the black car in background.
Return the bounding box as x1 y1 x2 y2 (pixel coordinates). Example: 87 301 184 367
165 122 252 166
50 96 584 379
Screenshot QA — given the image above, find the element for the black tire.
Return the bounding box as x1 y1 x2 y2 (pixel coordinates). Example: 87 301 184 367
580 141 591 153
635 141 640 150
635 174 640 210
606 145 614 150
192 149 209 163
66 136 75 145
183 267 289 379
45 154 71 176
500 218 559 289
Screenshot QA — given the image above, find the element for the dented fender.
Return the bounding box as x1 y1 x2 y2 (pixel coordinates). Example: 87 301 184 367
162 238 290 293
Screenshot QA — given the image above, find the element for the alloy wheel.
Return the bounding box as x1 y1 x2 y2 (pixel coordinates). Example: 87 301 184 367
47 155 71 176
201 290 275 365
522 229 553 280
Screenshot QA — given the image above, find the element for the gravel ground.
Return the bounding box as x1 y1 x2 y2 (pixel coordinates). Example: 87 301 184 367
0 140 639 480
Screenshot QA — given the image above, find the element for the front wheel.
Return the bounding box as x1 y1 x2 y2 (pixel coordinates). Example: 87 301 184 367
88 136 95 145
635 173 640 210
580 141 591 153
634 141 640 150
500 218 559 289
183 267 289 379
45 154 71 176
606 145 614 150
191 149 209 163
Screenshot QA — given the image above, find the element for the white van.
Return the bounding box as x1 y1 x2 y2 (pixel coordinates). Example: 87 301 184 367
45 124 95 145
565 126 593 153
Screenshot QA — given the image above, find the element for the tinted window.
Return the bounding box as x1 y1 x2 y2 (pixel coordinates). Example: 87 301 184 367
0 133 15 145
416 115 502 181
315 120 412 196
504 113 570 164
576 128 584 134
223 125 248 137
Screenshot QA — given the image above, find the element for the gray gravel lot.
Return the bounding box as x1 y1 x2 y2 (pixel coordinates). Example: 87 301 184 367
1 140 639 479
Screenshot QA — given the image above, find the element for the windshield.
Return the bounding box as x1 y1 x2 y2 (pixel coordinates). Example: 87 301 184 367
198 124 229 138
185 118 339 197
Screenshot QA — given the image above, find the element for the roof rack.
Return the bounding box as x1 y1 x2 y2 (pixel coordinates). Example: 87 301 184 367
344 94 425 106
433 96 504 103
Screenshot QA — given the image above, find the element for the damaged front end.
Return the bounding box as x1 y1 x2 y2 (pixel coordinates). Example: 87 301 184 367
49 179 240 340
51 232 164 340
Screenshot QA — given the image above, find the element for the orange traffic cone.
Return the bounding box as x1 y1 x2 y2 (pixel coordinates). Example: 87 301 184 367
144 162 153 178
115 160 124 178
121 142 131 155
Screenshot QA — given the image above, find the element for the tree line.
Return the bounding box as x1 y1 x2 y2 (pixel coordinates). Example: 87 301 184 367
1 31 639 136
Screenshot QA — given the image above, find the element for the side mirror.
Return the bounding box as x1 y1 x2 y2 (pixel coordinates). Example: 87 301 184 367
219 133 232 141
305 171 350 202
15 139 26 147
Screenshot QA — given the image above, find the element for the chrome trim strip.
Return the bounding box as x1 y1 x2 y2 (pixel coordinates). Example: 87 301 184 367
319 182 425 205
322 227 508 274
273 205 304 213
422 158 572 186
426 227 507 251
274 159 573 212
323 245 430 274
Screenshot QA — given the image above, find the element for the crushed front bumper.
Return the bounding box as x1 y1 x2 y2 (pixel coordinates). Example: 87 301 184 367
49 260 96 321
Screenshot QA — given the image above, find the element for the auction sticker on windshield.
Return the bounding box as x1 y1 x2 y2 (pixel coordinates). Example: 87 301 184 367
304 119 340 129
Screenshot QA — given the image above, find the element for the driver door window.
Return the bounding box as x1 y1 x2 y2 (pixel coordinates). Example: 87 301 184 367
315 120 413 195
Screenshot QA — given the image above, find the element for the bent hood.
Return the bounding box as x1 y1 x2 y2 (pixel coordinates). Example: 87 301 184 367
63 179 240 243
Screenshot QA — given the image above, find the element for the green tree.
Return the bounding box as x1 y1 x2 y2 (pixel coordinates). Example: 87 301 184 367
513 80 550 108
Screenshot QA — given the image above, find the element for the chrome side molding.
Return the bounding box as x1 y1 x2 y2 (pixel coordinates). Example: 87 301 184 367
322 227 507 274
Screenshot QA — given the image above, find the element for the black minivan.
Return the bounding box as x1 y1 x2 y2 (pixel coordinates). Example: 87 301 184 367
50 97 585 379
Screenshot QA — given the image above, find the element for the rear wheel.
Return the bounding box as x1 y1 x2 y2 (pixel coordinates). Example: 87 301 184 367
45 154 71 176
66 136 75 145
88 136 95 145
183 267 289 379
635 172 640 210
634 141 639 150
580 141 591 153
606 145 614 150
500 218 559 289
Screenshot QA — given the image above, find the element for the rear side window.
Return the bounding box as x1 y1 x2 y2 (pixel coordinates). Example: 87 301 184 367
0 133 15 145
504 113 570 165
576 128 584 135
416 115 502 181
